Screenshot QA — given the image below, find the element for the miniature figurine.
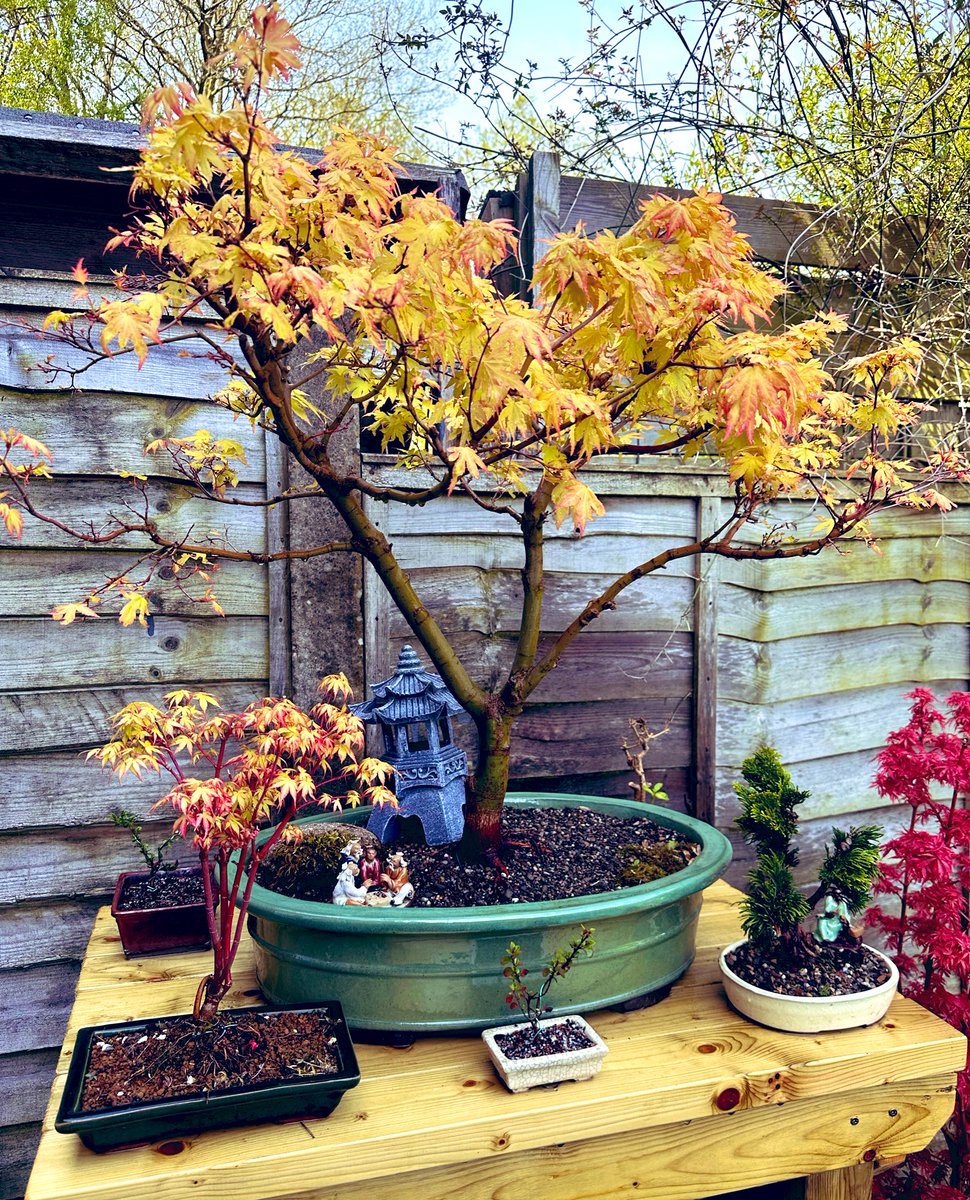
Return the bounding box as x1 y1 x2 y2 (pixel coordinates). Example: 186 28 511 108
381 851 415 907
359 843 383 889
332 861 370 906
815 894 852 944
339 838 363 867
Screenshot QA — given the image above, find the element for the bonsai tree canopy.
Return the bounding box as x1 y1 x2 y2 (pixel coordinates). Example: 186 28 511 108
735 747 882 962
2 5 968 855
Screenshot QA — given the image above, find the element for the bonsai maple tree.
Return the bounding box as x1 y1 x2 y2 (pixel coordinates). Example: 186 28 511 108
109 807 180 889
1 5 967 855
92 682 393 1019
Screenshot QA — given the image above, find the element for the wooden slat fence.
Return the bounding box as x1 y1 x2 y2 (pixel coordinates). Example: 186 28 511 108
2 121 968 1200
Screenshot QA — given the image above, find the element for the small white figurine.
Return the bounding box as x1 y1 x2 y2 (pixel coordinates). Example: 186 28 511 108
382 852 415 907
340 838 363 867
332 861 370 906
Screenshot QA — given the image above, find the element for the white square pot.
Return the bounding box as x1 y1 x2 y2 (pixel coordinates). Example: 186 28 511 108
481 1015 608 1093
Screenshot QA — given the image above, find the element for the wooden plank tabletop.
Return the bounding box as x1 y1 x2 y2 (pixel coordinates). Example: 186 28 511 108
26 881 967 1200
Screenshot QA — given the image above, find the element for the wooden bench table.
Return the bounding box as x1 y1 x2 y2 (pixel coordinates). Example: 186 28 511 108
26 881 966 1200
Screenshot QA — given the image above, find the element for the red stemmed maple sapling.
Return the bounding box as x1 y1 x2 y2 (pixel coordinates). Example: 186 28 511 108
501 926 595 1035
867 689 970 1200
92 681 394 1020
2 6 969 858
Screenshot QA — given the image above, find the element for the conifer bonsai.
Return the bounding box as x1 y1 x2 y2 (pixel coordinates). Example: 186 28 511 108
730 747 884 983
1 6 967 857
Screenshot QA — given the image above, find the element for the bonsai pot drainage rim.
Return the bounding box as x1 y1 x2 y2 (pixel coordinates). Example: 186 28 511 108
54 1001 360 1152
719 938 900 1033
481 1014 608 1092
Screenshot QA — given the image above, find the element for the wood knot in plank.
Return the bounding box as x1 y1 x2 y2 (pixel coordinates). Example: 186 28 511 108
713 1085 743 1112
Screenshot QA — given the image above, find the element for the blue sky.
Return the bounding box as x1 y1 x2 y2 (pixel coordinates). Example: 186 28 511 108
423 0 694 180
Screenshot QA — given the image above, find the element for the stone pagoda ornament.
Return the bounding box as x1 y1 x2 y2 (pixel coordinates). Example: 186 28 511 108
351 644 468 846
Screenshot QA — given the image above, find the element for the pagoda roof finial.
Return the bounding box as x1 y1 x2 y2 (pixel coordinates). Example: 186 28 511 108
351 644 466 725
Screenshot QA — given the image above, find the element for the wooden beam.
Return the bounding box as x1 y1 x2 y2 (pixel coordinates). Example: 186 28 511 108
802 1163 875 1200
558 174 934 275
478 189 521 297
265 431 292 698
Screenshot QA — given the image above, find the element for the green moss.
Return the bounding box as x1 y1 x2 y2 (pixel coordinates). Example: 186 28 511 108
616 839 692 886
259 827 359 901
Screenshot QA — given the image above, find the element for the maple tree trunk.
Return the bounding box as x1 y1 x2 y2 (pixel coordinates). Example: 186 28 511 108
462 711 515 856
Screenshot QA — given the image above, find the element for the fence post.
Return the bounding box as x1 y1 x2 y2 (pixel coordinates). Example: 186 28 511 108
519 150 561 295
692 496 720 822
265 433 292 697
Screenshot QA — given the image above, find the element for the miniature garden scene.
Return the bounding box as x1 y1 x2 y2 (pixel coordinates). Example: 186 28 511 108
2 2 970 1198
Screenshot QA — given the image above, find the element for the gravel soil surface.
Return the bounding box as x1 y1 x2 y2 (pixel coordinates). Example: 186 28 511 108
79 1010 340 1113
260 805 698 907
725 940 892 997
116 871 205 911
494 1018 594 1060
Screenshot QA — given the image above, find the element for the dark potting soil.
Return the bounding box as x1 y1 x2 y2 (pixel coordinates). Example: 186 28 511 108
494 1018 595 1060
79 1010 341 1113
117 871 205 912
725 940 892 998
259 806 698 907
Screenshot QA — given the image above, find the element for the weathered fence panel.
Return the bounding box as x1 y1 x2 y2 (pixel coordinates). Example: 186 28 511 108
362 463 970 887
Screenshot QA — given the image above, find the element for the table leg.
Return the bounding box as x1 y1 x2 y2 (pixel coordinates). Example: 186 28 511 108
802 1163 874 1200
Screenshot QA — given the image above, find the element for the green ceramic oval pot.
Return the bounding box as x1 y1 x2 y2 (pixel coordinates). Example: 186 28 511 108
244 793 732 1032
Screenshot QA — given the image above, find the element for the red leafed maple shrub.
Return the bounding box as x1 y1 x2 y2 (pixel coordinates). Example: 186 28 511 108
867 688 970 1200
93 680 394 1019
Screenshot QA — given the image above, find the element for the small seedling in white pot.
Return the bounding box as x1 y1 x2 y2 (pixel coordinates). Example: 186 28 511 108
481 927 608 1092
720 747 897 1033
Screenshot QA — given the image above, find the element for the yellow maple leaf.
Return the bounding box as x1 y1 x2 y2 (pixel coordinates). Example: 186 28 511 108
118 592 150 628
551 476 606 534
52 601 101 625
0 503 23 538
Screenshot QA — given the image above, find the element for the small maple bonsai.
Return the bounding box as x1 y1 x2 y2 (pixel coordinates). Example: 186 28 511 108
735 747 882 969
2 6 967 857
501 926 596 1035
92 681 393 1019
867 689 970 1200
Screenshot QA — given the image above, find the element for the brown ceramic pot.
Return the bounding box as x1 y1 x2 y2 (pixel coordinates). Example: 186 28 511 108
110 866 211 957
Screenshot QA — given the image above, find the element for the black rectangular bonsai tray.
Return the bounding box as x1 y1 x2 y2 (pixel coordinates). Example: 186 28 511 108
55 1001 360 1152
